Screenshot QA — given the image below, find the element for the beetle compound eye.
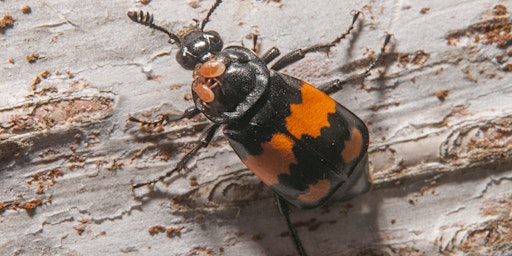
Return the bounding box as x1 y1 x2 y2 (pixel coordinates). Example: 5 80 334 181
199 60 226 78
193 83 215 103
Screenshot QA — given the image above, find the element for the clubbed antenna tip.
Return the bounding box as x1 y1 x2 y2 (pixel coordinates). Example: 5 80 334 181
127 10 182 47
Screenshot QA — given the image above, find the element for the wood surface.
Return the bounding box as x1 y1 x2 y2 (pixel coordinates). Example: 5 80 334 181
1 0 511 255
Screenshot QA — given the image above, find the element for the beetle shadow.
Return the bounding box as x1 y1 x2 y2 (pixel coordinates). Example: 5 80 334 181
343 15 364 62
225 184 383 255
232 158 512 255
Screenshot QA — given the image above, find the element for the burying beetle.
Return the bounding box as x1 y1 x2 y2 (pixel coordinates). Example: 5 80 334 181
128 1 391 255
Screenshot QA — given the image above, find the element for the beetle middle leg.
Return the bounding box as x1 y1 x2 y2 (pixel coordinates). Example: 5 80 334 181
318 33 392 95
269 10 361 71
132 123 221 189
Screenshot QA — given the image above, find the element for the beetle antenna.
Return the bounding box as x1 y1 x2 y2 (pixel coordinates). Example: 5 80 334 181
200 0 222 31
127 10 182 48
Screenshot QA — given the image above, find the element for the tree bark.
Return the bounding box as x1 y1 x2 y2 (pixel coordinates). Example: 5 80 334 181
1 1 511 255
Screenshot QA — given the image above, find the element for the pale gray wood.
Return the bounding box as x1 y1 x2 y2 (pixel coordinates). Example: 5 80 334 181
1 0 511 255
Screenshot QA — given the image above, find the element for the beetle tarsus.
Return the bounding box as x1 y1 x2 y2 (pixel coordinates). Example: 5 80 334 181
269 10 361 71
363 32 393 75
131 124 220 189
319 33 393 95
129 114 169 129
129 106 201 129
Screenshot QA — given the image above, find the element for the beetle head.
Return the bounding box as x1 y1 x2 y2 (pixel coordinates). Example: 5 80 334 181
127 0 224 70
175 27 223 70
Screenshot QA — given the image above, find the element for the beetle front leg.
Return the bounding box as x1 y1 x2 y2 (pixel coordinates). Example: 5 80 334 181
129 106 200 129
132 123 221 189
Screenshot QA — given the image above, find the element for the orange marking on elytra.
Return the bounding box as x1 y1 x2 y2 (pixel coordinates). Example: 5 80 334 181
341 128 363 163
286 83 336 139
241 133 296 186
298 179 331 203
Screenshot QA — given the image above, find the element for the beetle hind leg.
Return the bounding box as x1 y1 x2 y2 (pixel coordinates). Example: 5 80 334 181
269 10 361 72
276 194 308 256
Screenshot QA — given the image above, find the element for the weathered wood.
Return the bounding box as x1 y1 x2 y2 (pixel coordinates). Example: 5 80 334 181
1 1 511 255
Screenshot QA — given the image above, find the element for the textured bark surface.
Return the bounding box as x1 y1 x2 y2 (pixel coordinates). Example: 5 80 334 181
1 0 511 255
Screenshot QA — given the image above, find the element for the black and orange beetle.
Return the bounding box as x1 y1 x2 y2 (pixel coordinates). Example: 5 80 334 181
128 1 391 255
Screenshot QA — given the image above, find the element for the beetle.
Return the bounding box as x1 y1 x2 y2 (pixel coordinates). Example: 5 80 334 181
127 1 391 255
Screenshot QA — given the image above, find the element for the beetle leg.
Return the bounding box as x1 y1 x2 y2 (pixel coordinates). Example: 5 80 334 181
132 124 221 189
276 194 308 256
270 10 361 71
260 47 281 64
250 33 259 52
129 106 201 129
317 33 392 95
317 79 345 95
